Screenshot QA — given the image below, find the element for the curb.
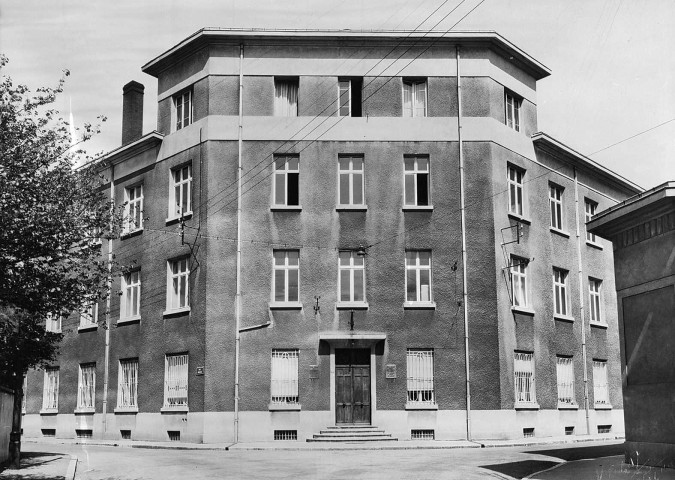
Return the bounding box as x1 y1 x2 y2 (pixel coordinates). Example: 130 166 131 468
65 454 77 480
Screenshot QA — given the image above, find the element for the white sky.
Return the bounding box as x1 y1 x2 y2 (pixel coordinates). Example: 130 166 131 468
1 0 674 189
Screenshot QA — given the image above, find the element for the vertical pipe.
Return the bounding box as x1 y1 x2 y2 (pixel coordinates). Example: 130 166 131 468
233 44 244 444
456 46 472 441
102 163 114 434
573 166 591 435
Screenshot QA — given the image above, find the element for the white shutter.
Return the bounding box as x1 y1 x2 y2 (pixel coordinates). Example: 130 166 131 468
165 354 188 407
271 350 298 403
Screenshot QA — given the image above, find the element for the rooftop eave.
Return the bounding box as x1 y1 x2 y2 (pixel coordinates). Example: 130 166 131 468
531 132 643 196
587 181 675 238
141 28 550 80
97 131 164 168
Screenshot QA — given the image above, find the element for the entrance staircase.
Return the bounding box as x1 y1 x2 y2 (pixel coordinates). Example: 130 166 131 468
307 425 398 443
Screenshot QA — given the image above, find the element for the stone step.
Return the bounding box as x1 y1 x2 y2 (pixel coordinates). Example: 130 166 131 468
317 430 387 436
324 425 382 430
307 435 398 443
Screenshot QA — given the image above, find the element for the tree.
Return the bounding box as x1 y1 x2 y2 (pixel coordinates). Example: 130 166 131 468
0 54 117 467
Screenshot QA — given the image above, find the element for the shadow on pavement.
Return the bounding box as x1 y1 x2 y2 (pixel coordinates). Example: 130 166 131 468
481 460 560 479
524 443 624 461
0 452 65 480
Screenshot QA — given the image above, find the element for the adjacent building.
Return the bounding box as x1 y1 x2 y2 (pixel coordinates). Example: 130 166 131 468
588 182 675 467
22 29 641 443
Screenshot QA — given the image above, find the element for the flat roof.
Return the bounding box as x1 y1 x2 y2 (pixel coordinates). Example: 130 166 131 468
142 28 551 80
532 132 643 196
588 181 675 238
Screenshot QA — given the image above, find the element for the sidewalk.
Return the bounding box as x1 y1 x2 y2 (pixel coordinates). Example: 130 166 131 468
0 451 75 480
528 454 675 480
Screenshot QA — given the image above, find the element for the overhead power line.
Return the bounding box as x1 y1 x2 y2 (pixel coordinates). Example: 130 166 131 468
588 118 675 156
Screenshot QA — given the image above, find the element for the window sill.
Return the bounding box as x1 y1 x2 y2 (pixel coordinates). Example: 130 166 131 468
40 409 58 415
114 407 139 414
550 227 570 238
120 228 143 240
590 321 608 329
163 306 191 317
269 301 303 310
165 212 193 225
161 406 189 413
402 205 434 212
336 205 367 212
336 302 369 310
405 402 438 411
514 403 540 410
268 403 301 411
77 324 98 332
511 306 535 316
586 240 603 250
594 404 613 410
553 314 575 323
558 403 579 410
117 316 141 326
507 213 532 225
74 407 95 414
403 301 436 310
271 205 302 212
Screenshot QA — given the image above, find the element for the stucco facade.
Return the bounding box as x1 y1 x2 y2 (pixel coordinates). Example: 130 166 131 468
23 29 640 444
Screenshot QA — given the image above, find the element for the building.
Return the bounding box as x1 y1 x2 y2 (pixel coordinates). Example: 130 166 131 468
22 29 641 444
588 182 675 467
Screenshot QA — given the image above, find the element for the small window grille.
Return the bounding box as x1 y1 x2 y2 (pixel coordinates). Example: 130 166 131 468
411 429 435 440
597 425 612 434
76 429 93 439
565 426 575 435
120 430 131 440
274 430 298 441
41 428 56 437
168 430 181 441
523 427 535 438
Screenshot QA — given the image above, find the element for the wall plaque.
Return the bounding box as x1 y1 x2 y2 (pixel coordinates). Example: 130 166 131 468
385 364 396 379
309 365 319 379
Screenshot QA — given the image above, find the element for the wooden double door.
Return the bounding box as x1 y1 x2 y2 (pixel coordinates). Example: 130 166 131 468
335 348 371 424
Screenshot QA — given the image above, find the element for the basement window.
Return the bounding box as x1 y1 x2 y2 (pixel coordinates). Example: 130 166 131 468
523 427 535 438
565 426 575 436
120 430 131 440
168 430 181 441
597 425 612 434
41 428 56 437
274 430 298 441
411 429 435 440
76 429 93 439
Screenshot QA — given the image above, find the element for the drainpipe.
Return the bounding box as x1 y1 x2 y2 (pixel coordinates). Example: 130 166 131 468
233 44 244 444
573 167 591 435
102 162 114 434
456 45 472 442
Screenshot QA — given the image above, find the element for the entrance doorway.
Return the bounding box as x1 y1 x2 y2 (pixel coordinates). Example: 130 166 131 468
335 348 371 424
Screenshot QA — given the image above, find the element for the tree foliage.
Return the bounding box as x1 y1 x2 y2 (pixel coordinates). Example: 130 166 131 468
0 54 116 386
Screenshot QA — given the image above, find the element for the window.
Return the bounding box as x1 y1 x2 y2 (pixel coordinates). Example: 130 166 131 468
338 78 362 117
117 359 138 409
45 313 62 333
589 278 603 324
167 258 189 311
79 303 98 328
507 166 524 216
514 352 536 406
169 165 192 218
338 251 365 304
271 349 299 404
42 367 59 411
164 354 188 408
274 78 298 117
77 363 95 410
404 156 430 207
273 250 300 303
553 268 569 317
402 79 427 117
585 199 597 242
174 89 192 131
121 270 141 321
406 349 435 405
273 156 299 207
593 360 609 406
338 156 365 207
505 90 521 131
124 185 143 233
509 256 528 308
556 357 575 406
405 251 432 303
549 184 564 230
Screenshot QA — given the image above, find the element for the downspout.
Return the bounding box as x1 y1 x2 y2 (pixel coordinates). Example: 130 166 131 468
233 44 244 444
456 45 472 441
573 167 591 435
102 163 114 434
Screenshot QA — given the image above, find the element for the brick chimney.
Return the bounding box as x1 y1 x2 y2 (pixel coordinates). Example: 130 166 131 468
122 81 144 145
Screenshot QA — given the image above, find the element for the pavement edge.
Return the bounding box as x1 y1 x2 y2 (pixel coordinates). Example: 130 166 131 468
66 454 78 480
